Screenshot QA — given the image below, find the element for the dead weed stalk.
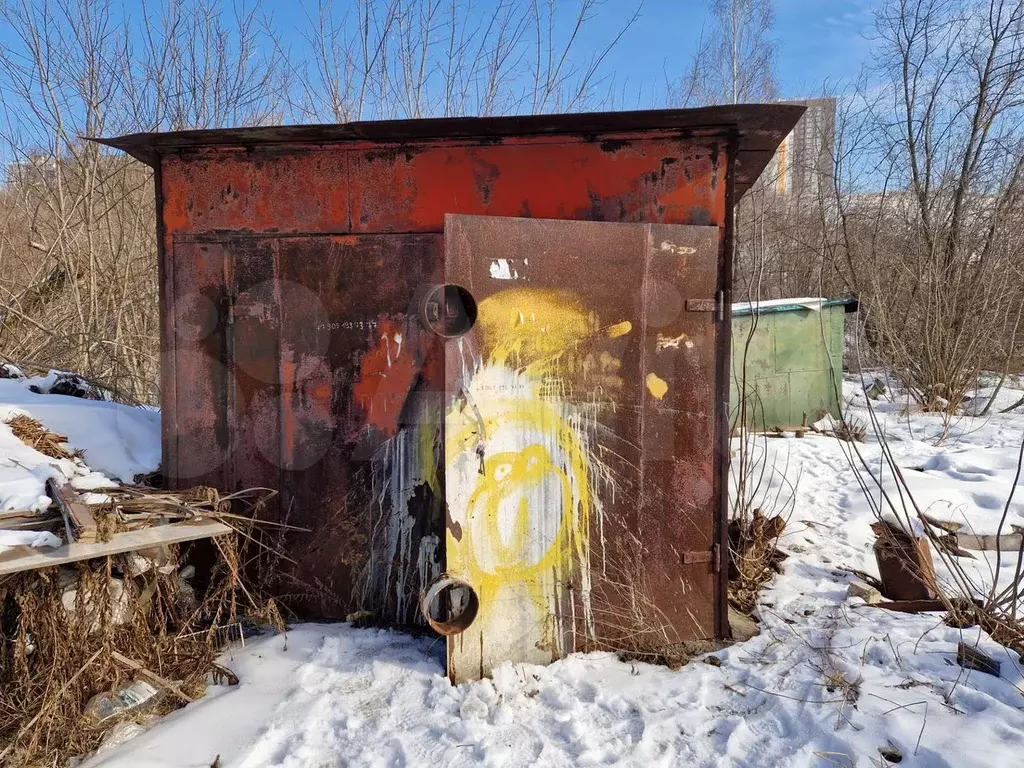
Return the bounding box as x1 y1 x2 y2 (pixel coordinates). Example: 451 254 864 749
840 335 1024 667
729 392 798 615
4 413 78 461
0 490 285 766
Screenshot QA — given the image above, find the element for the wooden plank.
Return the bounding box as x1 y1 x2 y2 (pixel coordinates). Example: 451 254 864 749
111 651 195 702
956 532 1024 552
0 512 61 531
0 510 43 521
0 519 231 575
957 642 1001 677
46 479 98 543
871 599 947 613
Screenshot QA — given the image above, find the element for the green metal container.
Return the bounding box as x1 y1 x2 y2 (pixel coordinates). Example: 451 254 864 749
730 298 857 429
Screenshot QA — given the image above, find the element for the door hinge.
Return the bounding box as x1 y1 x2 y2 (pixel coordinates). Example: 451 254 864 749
685 291 725 322
682 543 720 571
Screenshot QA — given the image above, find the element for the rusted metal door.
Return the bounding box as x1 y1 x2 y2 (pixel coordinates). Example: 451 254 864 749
169 234 447 621
437 215 722 682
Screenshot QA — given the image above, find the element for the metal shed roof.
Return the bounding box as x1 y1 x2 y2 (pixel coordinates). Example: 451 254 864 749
92 103 805 203
731 297 859 318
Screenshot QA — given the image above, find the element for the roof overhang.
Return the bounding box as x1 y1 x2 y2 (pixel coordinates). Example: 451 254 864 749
92 104 805 203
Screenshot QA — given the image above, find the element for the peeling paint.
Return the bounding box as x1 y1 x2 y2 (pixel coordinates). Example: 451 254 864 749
489 259 519 280
656 332 694 350
353 318 419 437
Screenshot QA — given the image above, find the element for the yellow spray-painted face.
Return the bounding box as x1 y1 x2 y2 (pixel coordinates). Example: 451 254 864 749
446 383 592 587
445 287 625 646
467 445 570 571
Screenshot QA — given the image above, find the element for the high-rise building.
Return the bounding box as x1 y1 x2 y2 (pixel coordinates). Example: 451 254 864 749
764 98 837 199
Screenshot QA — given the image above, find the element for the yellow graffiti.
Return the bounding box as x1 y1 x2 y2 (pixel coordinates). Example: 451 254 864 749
476 288 597 375
446 367 596 654
646 373 669 399
446 287 628 656
606 320 632 339
446 380 592 581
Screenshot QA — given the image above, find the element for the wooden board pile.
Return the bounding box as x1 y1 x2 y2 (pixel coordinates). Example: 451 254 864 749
0 415 283 765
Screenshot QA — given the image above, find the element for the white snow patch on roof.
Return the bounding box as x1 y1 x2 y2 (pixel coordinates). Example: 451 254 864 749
732 296 826 313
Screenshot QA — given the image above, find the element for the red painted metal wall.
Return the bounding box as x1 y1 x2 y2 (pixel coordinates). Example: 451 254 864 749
153 129 735 627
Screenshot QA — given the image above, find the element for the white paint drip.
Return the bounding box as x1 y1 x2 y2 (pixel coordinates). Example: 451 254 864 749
360 401 442 625
446 362 610 649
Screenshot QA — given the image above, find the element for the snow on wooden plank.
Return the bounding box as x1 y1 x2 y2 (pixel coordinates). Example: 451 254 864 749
0 518 231 575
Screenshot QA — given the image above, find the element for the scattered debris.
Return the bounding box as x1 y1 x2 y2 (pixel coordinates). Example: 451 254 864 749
0 363 24 380
728 509 787 613
617 639 728 671
878 744 903 763
47 478 98 543
830 416 867 443
838 567 885 593
866 377 886 400
871 519 938 601
846 582 882 605
0 485 280 577
956 642 1001 677
96 721 151 754
209 663 240 687
728 606 760 641
345 610 376 628
111 650 195 703
872 599 949 614
84 678 162 725
29 371 101 400
0 484 284 766
132 467 164 488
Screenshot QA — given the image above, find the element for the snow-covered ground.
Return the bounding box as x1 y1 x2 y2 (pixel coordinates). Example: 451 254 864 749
0 374 160 552
4 372 1024 767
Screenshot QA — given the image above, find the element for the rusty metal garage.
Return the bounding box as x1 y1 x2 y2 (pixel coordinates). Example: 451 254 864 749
97 105 802 681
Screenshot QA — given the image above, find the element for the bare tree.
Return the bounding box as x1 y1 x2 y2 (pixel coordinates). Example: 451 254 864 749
674 0 778 106
824 0 1024 419
0 0 642 401
0 0 287 402
288 0 641 123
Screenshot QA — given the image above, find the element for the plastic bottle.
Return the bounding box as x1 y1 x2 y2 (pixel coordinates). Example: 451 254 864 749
83 680 160 725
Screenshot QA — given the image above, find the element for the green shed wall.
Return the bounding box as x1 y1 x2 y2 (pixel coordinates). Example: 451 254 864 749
730 305 846 429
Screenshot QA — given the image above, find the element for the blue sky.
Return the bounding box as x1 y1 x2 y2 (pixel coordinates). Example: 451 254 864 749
0 0 883 127
541 0 881 106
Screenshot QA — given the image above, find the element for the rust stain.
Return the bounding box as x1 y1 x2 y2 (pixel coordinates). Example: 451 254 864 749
117 107 800 628
353 317 419 437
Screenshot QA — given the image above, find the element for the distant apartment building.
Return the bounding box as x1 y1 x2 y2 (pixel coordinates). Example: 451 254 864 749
764 97 837 199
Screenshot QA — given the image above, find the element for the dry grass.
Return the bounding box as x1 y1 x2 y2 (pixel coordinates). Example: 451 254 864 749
0 488 284 766
4 413 77 460
830 416 868 443
728 509 787 614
